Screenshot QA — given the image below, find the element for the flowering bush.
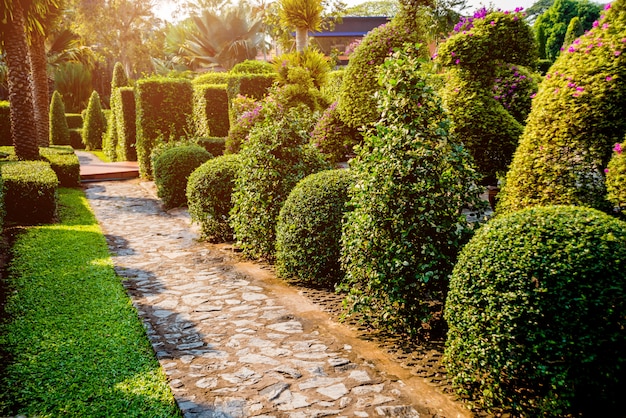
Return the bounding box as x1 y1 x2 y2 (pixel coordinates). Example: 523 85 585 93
438 9 536 185
498 0 626 214
310 102 361 164
225 95 264 154
606 138 626 215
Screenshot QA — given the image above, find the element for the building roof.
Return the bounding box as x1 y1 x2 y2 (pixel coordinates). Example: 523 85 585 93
310 16 390 38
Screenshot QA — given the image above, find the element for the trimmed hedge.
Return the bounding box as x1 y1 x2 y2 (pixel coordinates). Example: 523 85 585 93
49 91 70 146
276 169 352 288
0 101 12 146
231 60 275 74
153 144 212 208
113 87 136 161
135 77 194 178
498 0 626 213
195 137 226 157
81 91 106 150
445 205 626 416
69 129 83 149
192 72 232 86
1 161 58 224
193 84 230 138
40 146 80 188
227 73 275 102
65 113 83 129
187 154 240 242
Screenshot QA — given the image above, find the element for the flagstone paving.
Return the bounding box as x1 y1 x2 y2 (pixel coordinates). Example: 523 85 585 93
83 179 470 418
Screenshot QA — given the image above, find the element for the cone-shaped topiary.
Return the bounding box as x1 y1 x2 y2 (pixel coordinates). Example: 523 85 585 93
606 138 626 215
445 205 626 416
340 46 485 337
187 154 240 242
276 169 352 288
498 0 626 214
49 91 70 146
153 144 212 209
111 62 129 90
81 91 106 150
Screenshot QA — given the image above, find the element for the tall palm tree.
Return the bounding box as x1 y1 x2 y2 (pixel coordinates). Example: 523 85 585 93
179 2 265 70
0 0 50 159
278 0 323 52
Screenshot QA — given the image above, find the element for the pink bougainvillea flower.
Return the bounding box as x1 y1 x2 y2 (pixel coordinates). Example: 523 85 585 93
593 20 599 28
568 46 576 53
455 59 460 65
490 20 496 26
606 76 613 81
603 23 609 29
616 51 622 56
605 168 610 173
614 143 623 154
530 93 537 99
604 3 611 10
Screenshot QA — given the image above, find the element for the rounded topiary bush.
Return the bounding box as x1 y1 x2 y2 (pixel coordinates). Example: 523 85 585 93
275 169 352 288
153 144 212 208
187 154 240 242
445 205 626 416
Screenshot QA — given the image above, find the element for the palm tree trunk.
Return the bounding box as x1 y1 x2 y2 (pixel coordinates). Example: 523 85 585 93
30 30 51 148
295 26 308 52
3 1 40 160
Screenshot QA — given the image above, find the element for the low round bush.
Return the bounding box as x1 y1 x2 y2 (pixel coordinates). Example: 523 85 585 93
153 145 212 208
445 205 626 416
276 169 352 288
187 154 240 242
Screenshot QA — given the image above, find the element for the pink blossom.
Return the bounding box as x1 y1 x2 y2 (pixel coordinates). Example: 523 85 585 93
603 23 609 29
616 51 622 56
604 3 611 10
455 59 460 65
614 143 623 154
568 46 576 53
593 20 599 28
606 76 613 82
605 168 610 173
530 93 537 99
490 21 496 26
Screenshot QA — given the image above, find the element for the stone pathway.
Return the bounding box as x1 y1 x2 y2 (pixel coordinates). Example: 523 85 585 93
84 179 469 418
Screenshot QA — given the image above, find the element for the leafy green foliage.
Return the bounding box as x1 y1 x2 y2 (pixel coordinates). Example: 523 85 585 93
498 0 626 214
193 83 229 138
195 137 226 157
562 15 584 49
338 22 421 129
135 77 194 178
0 101 10 146
606 140 626 216
231 59 276 74
310 101 361 164
320 69 344 104
49 91 70 146
437 10 537 185
230 105 330 260
0 161 58 224
0 188 179 416
103 64 130 162
340 47 484 337
445 205 626 416
273 49 330 90
65 113 83 129
111 62 130 90
40 146 81 188
187 154 240 242
112 87 137 161
535 0 601 61
225 96 263 154
53 62 92 113
276 169 352 288
81 91 106 151
153 144 212 209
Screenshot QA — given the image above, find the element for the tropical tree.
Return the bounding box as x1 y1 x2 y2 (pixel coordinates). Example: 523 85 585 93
176 2 265 70
0 0 57 159
278 0 323 52
345 0 399 16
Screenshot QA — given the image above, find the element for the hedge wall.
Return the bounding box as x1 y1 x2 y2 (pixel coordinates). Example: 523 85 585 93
113 87 137 161
0 101 11 146
1 161 58 224
193 84 230 138
135 77 194 178
65 114 83 129
40 146 80 187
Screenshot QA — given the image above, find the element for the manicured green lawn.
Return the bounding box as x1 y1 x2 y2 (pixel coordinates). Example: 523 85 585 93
0 188 179 417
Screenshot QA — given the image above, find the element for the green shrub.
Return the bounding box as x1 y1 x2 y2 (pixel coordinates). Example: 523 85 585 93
320 69 344 104
65 113 83 129
135 77 194 178
81 91 106 150
187 154 240 242
273 49 329 90
437 10 536 185
310 101 361 164
276 169 352 288
112 87 136 161
230 105 330 260
195 137 226 157
192 72 232 86
111 62 129 90
1 161 58 224
102 111 118 161
0 174 4 231
225 97 263 154
193 83 230 138
606 140 626 215
445 205 626 416
40 146 80 187
231 59 276 74
153 144 212 208
49 91 70 146
338 22 422 130
340 46 484 337
0 101 12 146
498 0 626 214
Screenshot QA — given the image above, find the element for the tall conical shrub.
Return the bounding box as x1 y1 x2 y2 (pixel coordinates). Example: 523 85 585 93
81 91 106 150
49 91 70 146
498 0 626 213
